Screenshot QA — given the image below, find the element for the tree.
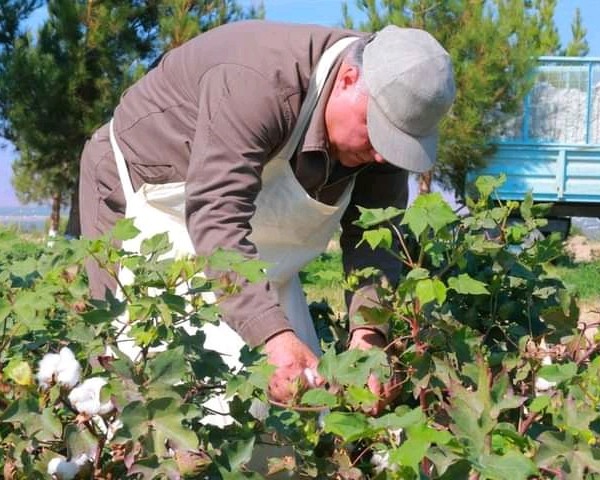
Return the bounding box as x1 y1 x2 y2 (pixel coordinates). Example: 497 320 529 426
562 7 589 57
0 0 262 235
0 0 43 138
342 0 558 196
533 0 560 55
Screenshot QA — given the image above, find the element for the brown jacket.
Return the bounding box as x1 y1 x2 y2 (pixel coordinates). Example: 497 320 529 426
82 20 408 347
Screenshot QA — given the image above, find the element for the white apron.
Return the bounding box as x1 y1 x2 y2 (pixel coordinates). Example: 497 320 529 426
109 37 357 424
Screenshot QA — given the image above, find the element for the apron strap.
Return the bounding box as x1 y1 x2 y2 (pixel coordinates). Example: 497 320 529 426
277 36 359 162
109 118 135 202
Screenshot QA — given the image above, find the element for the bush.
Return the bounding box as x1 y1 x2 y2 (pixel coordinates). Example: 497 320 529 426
0 176 597 479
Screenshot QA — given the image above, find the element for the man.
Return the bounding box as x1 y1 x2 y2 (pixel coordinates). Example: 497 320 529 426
79 20 455 410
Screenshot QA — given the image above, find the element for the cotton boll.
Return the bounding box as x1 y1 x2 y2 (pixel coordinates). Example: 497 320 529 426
68 377 112 416
107 419 124 442
56 347 81 389
47 457 79 480
37 353 61 389
73 453 91 466
317 409 329 430
371 451 390 474
535 355 557 393
47 457 62 475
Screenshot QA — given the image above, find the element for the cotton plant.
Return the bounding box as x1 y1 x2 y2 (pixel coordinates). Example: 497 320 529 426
34 347 120 476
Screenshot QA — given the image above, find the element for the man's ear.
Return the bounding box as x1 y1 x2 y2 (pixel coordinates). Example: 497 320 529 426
335 61 361 91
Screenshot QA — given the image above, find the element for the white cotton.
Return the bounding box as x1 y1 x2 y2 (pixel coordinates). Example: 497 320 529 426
73 453 91 466
107 419 123 442
535 355 557 393
68 377 112 416
37 353 61 389
47 457 79 479
55 347 81 388
303 368 317 388
317 409 329 430
371 451 390 474
371 450 400 474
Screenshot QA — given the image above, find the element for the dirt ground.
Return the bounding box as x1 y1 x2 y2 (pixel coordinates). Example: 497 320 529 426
564 235 600 337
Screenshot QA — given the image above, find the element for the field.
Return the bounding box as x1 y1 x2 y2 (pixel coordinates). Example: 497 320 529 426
4 191 600 479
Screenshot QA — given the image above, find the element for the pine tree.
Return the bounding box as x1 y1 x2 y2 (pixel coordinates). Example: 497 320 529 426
0 0 261 235
534 0 560 55
0 0 42 138
562 7 589 57
342 0 559 195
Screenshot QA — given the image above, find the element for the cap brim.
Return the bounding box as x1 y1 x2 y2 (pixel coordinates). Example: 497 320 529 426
367 97 438 173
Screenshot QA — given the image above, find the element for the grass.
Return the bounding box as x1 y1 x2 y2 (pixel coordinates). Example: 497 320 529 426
301 236 600 317
300 250 346 313
550 259 600 301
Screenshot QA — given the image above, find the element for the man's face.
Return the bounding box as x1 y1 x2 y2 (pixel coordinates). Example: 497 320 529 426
325 62 385 168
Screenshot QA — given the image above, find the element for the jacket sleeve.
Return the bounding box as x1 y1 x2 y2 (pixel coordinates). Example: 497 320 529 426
185 64 294 347
340 163 409 338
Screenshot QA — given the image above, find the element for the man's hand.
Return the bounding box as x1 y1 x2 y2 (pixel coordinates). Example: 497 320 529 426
348 328 400 415
264 330 323 404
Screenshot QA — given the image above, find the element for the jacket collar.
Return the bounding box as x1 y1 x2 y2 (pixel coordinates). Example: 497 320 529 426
299 52 343 155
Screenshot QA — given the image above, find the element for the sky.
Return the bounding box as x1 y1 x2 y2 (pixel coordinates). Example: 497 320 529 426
1 0 599 207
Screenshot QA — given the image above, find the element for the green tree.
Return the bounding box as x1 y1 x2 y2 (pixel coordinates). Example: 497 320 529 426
0 0 42 137
1 0 261 235
158 0 264 50
562 7 589 57
342 0 557 196
533 0 560 55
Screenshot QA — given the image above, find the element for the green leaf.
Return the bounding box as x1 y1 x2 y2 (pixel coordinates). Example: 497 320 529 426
415 278 447 305
147 346 187 387
448 274 489 295
219 437 255 471
0 397 39 423
353 206 403 228
529 395 551 413
361 228 393 250
119 401 150 440
34 408 63 442
537 362 577 383
301 389 338 408
82 309 114 325
112 218 141 241
232 258 269 283
371 407 425 432
323 412 375 443
388 437 428 474
317 346 338 383
148 397 199 453
4 358 33 386
65 424 98 459
406 267 430 280
0 298 11 322
140 232 171 256
401 193 458 237
346 385 379 409
475 174 506 199
478 451 538 480
535 431 600 479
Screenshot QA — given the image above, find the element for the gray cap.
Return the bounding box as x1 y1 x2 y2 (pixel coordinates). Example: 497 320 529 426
363 26 456 172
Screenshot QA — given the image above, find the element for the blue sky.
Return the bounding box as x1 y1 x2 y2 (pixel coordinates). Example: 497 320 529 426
1 0 599 206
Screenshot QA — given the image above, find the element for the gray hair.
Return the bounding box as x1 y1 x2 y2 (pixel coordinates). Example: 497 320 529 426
343 35 372 92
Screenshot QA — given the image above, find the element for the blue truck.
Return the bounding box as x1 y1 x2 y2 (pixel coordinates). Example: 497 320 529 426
473 56 600 234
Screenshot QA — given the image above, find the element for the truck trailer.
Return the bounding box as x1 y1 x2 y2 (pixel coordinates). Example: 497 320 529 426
473 56 600 235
